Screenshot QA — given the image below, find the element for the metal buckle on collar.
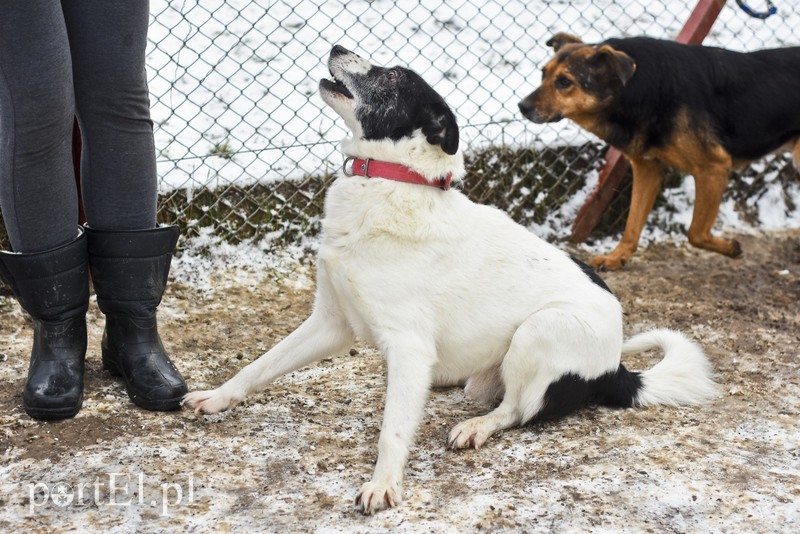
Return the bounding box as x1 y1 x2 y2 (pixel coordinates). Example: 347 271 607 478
342 157 371 177
342 157 355 176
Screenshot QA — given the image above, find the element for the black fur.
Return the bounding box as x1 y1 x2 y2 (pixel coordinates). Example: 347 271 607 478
599 37 800 158
354 66 458 154
325 45 459 154
338 65 457 153
570 255 612 293
535 364 643 422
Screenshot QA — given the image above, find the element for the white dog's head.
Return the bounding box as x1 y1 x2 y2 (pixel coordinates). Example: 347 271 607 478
320 45 464 181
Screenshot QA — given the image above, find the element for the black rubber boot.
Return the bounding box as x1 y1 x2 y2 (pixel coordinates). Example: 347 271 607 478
0 230 89 420
85 225 187 411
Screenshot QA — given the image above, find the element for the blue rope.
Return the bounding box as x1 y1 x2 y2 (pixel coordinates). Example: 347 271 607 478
735 0 778 19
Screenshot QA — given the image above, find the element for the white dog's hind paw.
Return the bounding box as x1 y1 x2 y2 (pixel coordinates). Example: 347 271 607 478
182 389 238 415
447 417 495 450
355 480 401 515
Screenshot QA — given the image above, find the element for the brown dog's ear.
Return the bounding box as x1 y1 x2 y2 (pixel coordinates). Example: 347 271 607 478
596 45 636 85
545 33 583 52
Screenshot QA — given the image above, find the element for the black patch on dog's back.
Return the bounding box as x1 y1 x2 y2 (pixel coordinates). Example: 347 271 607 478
570 255 612 294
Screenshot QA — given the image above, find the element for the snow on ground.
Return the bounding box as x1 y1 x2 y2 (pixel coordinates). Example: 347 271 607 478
170 227 314 293
1 231 799 532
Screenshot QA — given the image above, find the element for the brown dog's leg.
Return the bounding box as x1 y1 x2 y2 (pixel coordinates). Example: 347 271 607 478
792 139 800 169
687 167 741 257
590 157 664 271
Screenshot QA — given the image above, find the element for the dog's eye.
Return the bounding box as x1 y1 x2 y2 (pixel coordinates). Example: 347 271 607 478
555 76 573 89
386 70 398 81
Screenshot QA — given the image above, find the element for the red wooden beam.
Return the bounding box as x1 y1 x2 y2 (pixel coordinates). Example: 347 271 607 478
570 0 727 243
676 0 729 44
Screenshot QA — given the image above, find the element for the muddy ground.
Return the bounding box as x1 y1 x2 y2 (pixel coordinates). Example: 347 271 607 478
1 230 798 532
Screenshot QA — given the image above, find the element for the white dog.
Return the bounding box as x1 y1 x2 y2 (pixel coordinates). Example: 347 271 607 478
183 45 718 514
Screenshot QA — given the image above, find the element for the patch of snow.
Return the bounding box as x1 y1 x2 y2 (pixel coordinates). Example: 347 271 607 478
171 227 313 293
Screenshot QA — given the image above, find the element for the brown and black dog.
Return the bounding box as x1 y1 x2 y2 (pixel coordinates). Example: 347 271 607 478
519 33 800 270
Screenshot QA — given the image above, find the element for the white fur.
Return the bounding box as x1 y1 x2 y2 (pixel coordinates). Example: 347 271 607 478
184 50 718 515
623 329 719 406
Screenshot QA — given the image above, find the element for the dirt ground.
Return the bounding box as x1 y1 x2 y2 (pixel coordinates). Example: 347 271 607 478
1 229 798 532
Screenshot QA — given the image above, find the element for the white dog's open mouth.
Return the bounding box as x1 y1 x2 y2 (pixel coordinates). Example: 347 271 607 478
320 75 353 99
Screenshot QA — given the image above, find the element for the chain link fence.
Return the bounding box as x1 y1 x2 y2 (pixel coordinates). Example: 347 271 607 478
1 1 798 255
147 0 800 249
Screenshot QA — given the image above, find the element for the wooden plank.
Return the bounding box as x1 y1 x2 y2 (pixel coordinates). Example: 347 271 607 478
570 147 629 242
676 0 728 44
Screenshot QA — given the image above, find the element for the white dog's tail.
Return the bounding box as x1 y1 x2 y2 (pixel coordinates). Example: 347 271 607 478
622 329 719 407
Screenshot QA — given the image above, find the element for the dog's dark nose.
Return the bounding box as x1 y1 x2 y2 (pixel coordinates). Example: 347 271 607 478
332 44 350 56
518 99 532 115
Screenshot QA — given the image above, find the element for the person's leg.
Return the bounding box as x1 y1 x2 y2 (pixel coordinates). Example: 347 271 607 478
63 1 187 410
85 225 187 410
0 1 88 420
61 0 157 230
0 0 79 252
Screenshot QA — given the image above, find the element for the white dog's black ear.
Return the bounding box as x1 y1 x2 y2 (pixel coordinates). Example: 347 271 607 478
420 102 459 155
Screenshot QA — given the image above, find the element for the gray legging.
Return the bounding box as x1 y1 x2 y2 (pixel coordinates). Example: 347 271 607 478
0 0 157 253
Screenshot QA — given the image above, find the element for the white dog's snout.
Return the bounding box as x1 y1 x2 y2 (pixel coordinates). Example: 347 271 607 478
328 46 372 77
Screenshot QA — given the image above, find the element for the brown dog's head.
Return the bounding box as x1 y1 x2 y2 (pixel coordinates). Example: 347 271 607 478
518 33 636 126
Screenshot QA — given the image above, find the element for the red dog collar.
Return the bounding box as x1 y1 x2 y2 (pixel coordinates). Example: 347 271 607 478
343 157 452 191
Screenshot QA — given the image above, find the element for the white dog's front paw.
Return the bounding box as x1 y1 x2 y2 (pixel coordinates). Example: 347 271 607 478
182 389 239 415
447 417 495 450
355 480 402 515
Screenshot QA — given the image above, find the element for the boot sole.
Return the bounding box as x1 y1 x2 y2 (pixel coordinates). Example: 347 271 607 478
23 395 83 421
128 393 185 412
